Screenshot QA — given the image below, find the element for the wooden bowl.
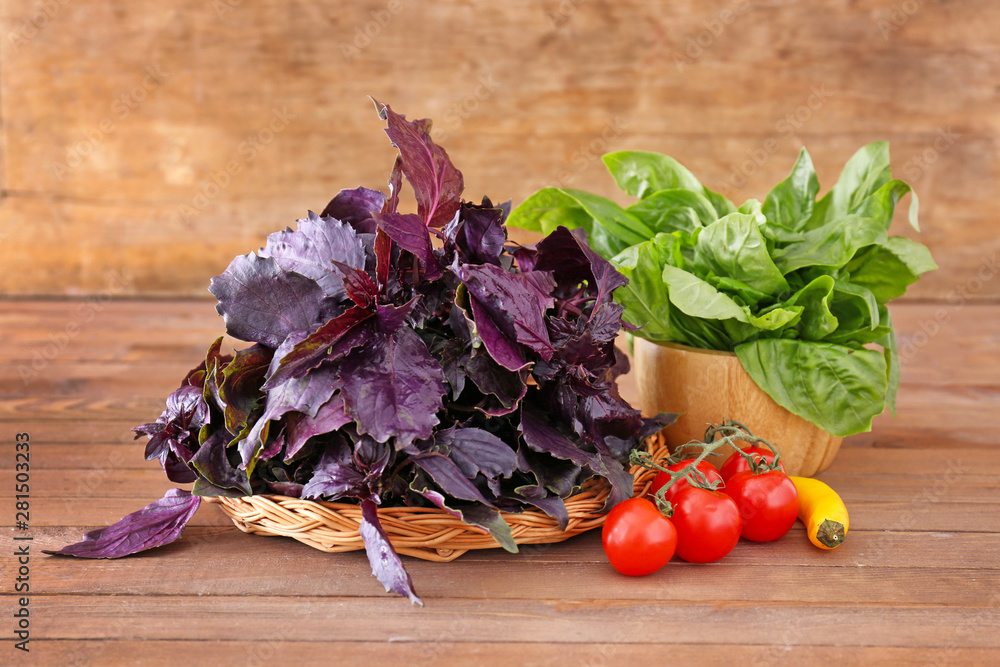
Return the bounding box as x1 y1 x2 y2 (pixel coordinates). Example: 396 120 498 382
633 338 842 477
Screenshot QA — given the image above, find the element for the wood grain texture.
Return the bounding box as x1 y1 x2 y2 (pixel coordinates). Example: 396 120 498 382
31 641 1000 667
27 596 1000 646
1 1 998 298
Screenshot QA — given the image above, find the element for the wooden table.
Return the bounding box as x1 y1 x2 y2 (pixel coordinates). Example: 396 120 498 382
3 299 998 665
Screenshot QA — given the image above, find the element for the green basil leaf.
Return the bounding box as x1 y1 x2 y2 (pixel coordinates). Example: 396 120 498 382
709 276 771 309
695 213 789 295
735 338 888 437
783 275 839 340
629 188 719 227
808 141 892 228
506 187 653 258
603 150 702 198
506 187 594 234
763 147 820 230
860 178 919 231
661 264 750 323
830 280 880 331
737 198 767 226
773 214 888 275
560 188 654 246
845 246 918 303
883 236 938 275
878 308 901 417
845 236 935 304
823 323 892 346
747 305 803 332
611 235 678 341
702 187 737 216
668 305 745 349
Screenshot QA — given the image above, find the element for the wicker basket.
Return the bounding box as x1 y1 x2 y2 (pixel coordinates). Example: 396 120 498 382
209 434 669 562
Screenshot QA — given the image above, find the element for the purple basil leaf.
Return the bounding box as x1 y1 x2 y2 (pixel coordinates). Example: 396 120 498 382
138 384 208 468
209 253 340 348
520 406 597 469
376 296 420 333
514 485 570 530
454 262 555 361
266 480 304 497
464 349 527 415
219 344 272 434
165 385 210 433
446 199 507 265
377 102 464 228
534 226 627 308
241 364 340 472
516 444 584 498
284 393 352 462
468 296 528 371
579 387 644 443
587 302 627 343
301 438 364 500
541 330 610 372
259 211 367 300
436 426 518 479
375 212 442 280
163 451 198 484
338 327 446 447
412 453 495 506
202 337 231 414
44 489 202 559
355 436 393 480
601 411 678 460
610 345 631 379
588 451 634 511
512 244 538 272
265 306 376 388
257 429 286 462
374 228 392 291
192 477 251 498
332 260 379 308
639 412 680 439
359 496 423 605
321 186 386 234
135 423 167 457
409 479 516 553
431 338 469 400
382 155 404 216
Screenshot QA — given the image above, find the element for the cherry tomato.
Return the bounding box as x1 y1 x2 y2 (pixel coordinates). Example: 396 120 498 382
602 498 677 576
669 487 742 563
649 459 724 502
724 469 800 542
719 446 785 483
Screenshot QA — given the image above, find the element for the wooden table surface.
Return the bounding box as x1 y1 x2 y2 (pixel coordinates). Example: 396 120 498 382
2 299 999 665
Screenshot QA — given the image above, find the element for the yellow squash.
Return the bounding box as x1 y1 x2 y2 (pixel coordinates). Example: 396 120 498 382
789 476 849 550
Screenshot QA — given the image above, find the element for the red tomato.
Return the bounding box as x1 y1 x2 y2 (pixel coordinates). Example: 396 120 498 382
602 498 677 576
724 470 800 542
719 446 785 483
669 487 742 563
649 460 724 502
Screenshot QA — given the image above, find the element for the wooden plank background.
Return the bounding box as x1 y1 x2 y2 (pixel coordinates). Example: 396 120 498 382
1 0 997 299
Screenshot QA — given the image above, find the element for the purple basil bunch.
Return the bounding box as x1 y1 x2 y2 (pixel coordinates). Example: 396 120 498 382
47 103 669 604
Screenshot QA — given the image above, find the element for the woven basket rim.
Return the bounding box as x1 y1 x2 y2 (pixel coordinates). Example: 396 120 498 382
209 434 669 562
